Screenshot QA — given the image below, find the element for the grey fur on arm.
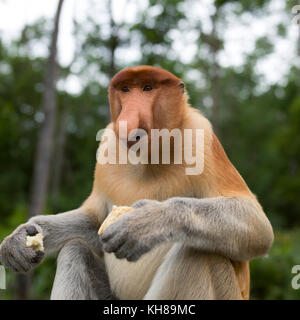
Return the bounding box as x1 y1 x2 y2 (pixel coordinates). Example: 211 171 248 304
29 208 103 255
0 206 106 273
165 196 274 261
100 197 274 262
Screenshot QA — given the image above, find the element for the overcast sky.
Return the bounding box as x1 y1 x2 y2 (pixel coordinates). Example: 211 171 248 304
0 0 298 94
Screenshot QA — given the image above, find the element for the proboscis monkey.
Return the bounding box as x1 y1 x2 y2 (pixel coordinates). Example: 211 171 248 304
0 66 274 300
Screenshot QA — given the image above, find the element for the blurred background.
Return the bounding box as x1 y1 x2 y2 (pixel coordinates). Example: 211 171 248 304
0 0 299 300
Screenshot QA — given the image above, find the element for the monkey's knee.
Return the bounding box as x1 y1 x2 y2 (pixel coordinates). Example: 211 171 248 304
145 243 242 300
57 239 98 264
51 239 115 300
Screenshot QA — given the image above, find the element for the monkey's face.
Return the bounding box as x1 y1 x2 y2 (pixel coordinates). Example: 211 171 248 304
109 66 186 148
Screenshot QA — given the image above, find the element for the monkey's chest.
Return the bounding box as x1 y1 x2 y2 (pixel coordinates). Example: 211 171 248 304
98 164 196 206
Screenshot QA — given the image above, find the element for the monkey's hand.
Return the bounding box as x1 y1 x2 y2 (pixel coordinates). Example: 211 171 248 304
100 199 180 262
0 224 44 273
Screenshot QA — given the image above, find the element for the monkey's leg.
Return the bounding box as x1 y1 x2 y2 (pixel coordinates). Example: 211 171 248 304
144 243 243 300
51 239 116 300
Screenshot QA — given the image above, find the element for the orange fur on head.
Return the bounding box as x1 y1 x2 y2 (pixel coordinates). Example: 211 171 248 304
109 66 187 147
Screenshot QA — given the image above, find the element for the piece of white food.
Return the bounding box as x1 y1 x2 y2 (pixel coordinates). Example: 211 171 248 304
26 233 44 252
98 205 133 235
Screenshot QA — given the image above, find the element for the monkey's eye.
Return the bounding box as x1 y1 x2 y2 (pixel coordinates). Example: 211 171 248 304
143 85 153 91
121 86 130 92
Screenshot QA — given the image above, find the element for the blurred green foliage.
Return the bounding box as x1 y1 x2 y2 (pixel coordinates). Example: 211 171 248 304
251 230 300 300
0 0 300 299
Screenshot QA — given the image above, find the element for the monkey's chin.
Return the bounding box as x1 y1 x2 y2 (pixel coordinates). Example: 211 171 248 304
127 140 139 148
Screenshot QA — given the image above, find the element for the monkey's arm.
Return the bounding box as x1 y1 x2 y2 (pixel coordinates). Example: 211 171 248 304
0 193 108 273
99 196 273 262
169 196 274 261
28 208 104 255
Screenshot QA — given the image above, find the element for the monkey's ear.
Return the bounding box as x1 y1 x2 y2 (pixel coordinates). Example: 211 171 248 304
179 82 185 91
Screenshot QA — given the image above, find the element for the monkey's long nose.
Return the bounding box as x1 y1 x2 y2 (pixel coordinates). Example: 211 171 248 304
115 110 140 140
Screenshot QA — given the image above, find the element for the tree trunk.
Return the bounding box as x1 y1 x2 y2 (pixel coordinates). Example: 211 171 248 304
106 0 118 124
51 107 67 208
50 14 81 208
14 272 31 300
29 0 64 218
210 11 220 136
16 0 65 300
298 26 300 68
108 0 117 79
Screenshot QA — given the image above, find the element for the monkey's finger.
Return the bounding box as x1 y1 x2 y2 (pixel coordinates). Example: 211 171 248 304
30 250 44 264
100 219 128 242
5 256 19 272
6 253 29 273
26 225 39 236
5 240 31 272
13 248 36 272
100 228 117 242
125 245 150 262
126 252 142 262
114 241 136 259
102 234 127 254
102 240 125 254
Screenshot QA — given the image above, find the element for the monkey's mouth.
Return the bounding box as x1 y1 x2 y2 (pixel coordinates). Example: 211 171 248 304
127 135 149 148
127 136 138 147
126 130 149 149
127 140 138 148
